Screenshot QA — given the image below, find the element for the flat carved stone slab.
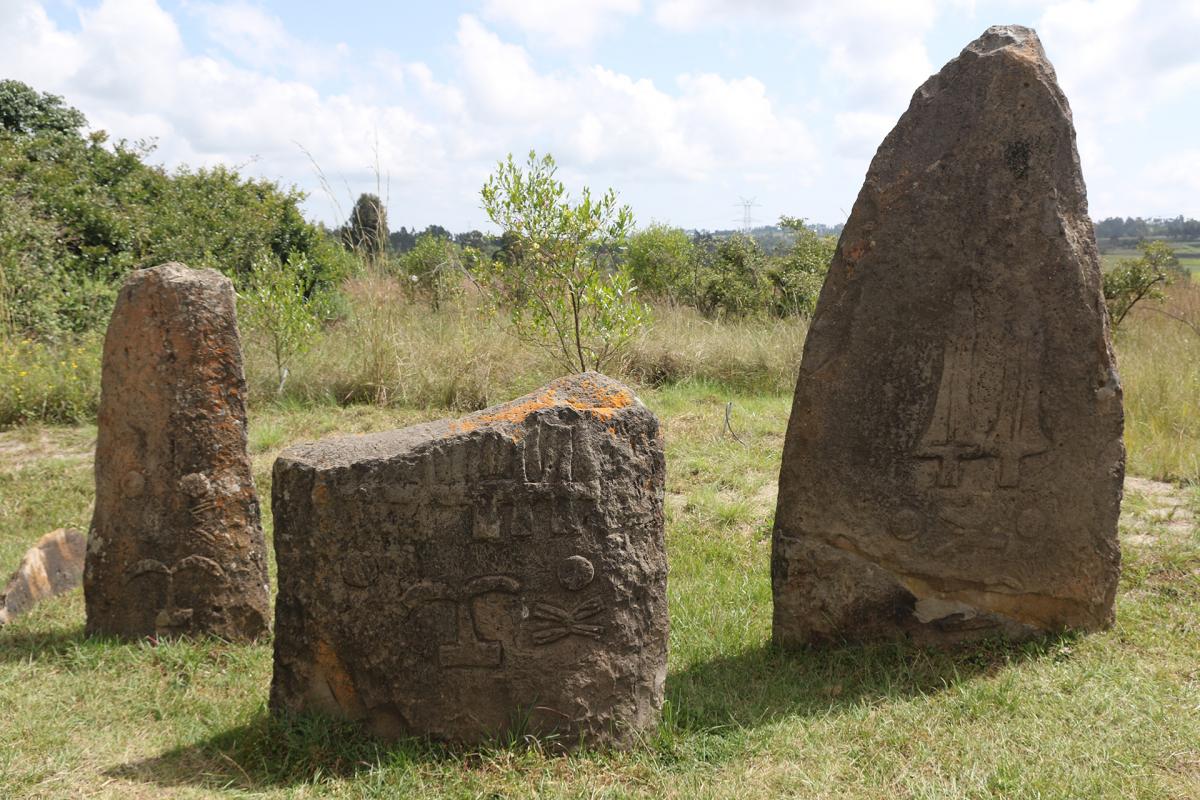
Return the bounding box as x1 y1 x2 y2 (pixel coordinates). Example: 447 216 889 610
270 373 667 748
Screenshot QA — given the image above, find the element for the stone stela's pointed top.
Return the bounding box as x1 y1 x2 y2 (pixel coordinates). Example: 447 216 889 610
771 26 1123 647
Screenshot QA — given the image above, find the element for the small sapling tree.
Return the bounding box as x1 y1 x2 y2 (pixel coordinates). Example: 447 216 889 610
1103 240 1180 330
239 253 330 394
481 151 646 372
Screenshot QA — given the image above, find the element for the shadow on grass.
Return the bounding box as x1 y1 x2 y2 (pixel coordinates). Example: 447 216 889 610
105 709 550 793
0 623 90 663
663 634 1077 734
102 634 1078 793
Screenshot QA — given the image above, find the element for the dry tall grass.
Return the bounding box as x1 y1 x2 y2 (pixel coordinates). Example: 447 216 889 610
4 272 1195 483
243 274 808 411
1118 279 1200 482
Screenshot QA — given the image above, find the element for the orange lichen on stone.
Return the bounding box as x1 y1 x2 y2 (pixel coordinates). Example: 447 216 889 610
313 639 359 712
445 376 635 439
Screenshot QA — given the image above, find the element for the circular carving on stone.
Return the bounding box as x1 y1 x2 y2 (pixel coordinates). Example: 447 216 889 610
888 509 922 541
180 472 211 498
558 555 595 591
1017 508 1045 540
121 470 145 497
341 554 379 588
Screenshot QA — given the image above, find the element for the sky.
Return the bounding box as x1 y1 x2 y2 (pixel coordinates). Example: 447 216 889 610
1 0 1198 232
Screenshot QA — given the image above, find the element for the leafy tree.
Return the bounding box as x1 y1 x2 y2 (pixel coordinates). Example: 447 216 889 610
766 216 836 317
1103 240 1180 329
389 226 417 253
0 80 349 337
238 254 332 394
481 150 645 372
0 80 85 136
341 193 389 264
625 223 695 303
695 233 770 318
398 233 476 311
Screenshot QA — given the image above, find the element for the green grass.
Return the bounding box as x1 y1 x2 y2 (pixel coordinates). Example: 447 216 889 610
2 385 1198 799
1118 282 1200 483
1101 240 1200 274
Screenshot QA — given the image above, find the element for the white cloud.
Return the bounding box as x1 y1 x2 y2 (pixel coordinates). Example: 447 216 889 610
0 1 821 228
452 17 817 184
1038 0 1200 124
1036 0 1200 215
0 0 449 220
6 0 1194 228
187 1 346 81
480 0 641 49
650 0 936 159
455 14 569 122
1137 149 1200 216
0 1 85 87
832 111 895 158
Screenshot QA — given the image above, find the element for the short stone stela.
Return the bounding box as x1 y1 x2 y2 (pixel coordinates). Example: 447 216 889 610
270 373 668 748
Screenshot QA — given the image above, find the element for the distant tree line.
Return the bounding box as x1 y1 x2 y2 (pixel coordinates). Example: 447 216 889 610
339 186 837 325
1095 216 1200 243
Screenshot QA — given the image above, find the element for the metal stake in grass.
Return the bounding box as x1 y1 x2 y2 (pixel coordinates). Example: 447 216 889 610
723 401 747 446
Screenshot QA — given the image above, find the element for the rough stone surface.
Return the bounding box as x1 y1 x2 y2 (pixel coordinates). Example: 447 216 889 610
772 26 1124 646
85 263 269 641
0 529 86 626
270 373 667 748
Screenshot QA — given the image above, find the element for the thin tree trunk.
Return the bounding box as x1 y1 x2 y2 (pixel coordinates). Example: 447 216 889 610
570 289 585 372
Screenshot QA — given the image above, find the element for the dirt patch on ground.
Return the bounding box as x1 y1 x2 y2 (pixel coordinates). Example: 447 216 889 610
0 428 94 472
1123 476 1196 545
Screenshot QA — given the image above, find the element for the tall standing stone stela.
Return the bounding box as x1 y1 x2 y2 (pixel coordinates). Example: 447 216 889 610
270 373 667 748
772 26 1124 645
85 263 270 641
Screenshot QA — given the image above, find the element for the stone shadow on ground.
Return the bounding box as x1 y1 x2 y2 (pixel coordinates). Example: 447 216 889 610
105 635 1077 793
105 709 554 793
0 624 89 664
663 634 1077 733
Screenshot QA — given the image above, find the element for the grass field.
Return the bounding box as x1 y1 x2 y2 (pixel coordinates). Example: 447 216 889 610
2 396 1199 798
1 283 1199 798
1100 239 1200 274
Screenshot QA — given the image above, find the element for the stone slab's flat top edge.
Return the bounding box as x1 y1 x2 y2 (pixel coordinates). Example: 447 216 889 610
278 372 646 471
121 262 230 289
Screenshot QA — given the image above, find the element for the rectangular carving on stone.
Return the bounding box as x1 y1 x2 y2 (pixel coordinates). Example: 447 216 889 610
771 26 1124 647
270 373 667 749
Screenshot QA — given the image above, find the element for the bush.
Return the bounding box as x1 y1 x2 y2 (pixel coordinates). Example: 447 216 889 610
0 80 351 338
626 223 695 303
1104 240 1180 329
394 233 474 311
767 216 836 317
0 335 101 426
239 254 336 395
695 233 771 318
